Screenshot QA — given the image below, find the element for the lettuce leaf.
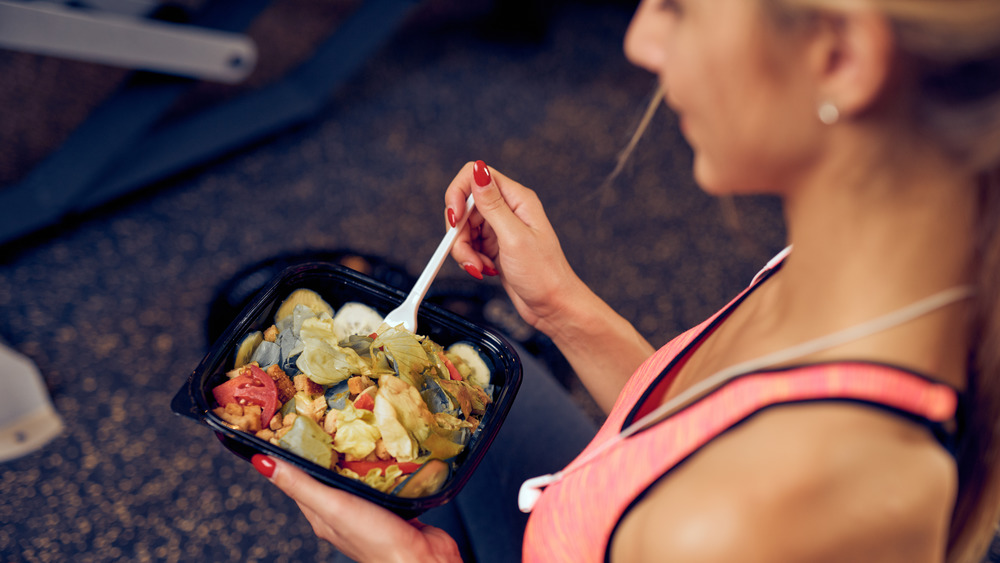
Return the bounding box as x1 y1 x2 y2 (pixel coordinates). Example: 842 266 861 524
279 415 333 469
299 316 340 344
333 402 380 459
337 465 404 493
378 375 435 443
372 325 430 389
297 337 368 385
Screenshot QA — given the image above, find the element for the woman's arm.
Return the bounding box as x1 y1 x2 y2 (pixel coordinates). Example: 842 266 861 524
445 161 654 411
534 278 655 413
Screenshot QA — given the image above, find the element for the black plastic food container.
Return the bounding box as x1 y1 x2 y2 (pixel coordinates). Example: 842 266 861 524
171 262 522 519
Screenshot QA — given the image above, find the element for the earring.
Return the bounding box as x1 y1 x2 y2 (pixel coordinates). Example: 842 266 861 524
818 102 840 125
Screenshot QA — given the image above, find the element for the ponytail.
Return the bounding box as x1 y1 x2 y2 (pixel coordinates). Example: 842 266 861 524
950 166 1000 563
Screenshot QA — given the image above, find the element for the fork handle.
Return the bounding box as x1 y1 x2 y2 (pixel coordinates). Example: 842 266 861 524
401 193 476 310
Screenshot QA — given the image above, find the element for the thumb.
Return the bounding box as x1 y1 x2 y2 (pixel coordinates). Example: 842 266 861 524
470 160 523 237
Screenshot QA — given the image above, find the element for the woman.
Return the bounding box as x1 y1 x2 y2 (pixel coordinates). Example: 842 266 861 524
251 0 1000 561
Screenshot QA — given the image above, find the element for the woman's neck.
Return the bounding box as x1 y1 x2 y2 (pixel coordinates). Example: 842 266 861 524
770 132 978 387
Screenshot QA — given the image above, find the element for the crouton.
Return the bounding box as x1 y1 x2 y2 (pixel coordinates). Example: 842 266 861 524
269 413 284 431
347 375 375 395
294 374 324 396
303 395 327 423
213 403 262 433
274 413 297 440
263 325 279 343
374 439 391 461
266 364 296 403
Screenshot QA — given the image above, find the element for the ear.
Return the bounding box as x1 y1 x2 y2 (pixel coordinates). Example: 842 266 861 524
809 10 896 119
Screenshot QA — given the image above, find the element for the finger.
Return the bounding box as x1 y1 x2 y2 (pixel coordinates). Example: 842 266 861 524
450 227 489 278
444 161 478 227
265 456 388 527
468 161 526 240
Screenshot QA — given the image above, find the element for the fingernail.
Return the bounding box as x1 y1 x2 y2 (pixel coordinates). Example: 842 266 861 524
447 207 457 228
483 265 499 277
473 160 491 187
252 454 276 479
463 264 484 280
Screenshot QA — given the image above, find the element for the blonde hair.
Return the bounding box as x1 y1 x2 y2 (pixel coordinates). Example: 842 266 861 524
768 1 1000 562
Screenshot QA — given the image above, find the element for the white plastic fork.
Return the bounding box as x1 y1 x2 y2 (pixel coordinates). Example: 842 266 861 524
382 193 476 333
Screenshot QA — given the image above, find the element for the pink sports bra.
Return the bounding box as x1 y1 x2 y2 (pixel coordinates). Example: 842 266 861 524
521 261 959 563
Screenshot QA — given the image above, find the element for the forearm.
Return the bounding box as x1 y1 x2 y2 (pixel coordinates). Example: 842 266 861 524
536 281 655 413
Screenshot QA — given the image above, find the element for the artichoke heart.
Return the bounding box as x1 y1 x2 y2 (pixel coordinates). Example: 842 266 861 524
421 378 459 416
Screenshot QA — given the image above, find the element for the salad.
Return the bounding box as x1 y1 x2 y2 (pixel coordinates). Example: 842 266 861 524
211 288 494 497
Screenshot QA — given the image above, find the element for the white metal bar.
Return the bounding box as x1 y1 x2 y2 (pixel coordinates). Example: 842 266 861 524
0 0 256 83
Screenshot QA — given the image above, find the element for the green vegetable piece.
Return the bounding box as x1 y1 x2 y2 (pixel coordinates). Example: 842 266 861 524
279 416 333 469
325 380 351 410
372 325 431 389
378 375 435 444
393 460 450 499
373 384 420 462
299 316 340 344
446 342 492 390
370 349 397 379
334 403 381 459
297 338 368 386
340 334 374 359
332 302 384 341
274 288 334 324
338 464 404 494
421 432 464 460
234 331 263 368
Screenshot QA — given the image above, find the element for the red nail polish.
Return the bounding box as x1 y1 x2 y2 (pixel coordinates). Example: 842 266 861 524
252 454 276 478
447 208 457 228
473 160 491 187
483 265 498 277
464 264 484 280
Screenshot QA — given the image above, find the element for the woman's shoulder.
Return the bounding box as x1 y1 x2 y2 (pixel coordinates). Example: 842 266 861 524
613 401 957 562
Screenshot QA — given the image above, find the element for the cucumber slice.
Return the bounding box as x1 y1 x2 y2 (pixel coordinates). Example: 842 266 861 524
393 459 450 498
234 331 263 368
274 289 334 324
332 302 384 341
446 342 492 389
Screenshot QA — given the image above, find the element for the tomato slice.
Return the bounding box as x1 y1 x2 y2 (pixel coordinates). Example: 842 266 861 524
353 390 375 411
212 364 280 427
340 459 422 475
437 352 463 381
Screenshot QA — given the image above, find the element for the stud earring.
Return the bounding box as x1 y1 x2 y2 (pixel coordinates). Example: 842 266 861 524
818 102 840 125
